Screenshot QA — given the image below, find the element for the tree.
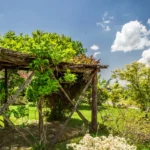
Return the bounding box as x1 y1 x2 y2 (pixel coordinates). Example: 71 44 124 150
108 81 124 107
112 62 150 111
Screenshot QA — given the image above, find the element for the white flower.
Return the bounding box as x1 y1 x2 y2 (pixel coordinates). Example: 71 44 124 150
66 134 137 150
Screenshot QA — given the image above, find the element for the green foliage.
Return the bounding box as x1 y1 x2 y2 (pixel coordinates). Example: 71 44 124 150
97 77 109 105
64 69 77 83
0 30 87 104
108 81 124 107
0 70 24 103
0 79 5 101
0 30 86 62
47 102 68 121
103 109 150 148
112 62 150 110
25 86 37 102
82 76 109 105
11 105 29 119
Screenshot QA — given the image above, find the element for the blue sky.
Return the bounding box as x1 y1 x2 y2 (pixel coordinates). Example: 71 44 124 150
0 0 150 79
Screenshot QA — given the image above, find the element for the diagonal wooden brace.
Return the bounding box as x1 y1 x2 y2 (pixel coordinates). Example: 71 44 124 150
51 70 96 146
55 76 89 125
0 71 34 115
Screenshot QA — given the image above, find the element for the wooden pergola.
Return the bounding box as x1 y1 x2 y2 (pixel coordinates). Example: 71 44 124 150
0 47 108 146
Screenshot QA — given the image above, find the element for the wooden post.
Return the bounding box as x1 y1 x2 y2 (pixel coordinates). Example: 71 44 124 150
90 70 98 133
4 68 8 103
4 68 9 127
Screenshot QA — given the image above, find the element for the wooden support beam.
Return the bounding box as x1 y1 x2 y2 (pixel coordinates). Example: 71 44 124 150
50 71 96 147
53 74 89 125
4 68 8 103
4 68 9 127
0 71 34 115
90 70 98 133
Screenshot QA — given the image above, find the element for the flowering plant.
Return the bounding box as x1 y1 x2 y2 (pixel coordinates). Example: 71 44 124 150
67 134 136 150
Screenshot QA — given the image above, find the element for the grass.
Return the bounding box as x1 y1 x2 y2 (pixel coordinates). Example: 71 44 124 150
0 103 149 149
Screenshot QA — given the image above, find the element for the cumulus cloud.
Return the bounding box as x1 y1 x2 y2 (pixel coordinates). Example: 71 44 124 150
96 12 112 32
138 49 150 66
93 52 101 57
147 18 150 25
111 20 150 52
90 44 99 50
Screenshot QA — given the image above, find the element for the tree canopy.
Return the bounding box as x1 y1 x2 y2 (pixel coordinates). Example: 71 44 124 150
112 62 150 110
0 30 86 64
0 30 87 102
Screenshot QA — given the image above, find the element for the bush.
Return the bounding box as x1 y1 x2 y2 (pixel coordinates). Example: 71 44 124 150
102 109 150 148
67 134 136 150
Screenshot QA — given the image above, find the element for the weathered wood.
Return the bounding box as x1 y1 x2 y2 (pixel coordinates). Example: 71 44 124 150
52 74 89 125
0 47 33 66
90 70 98 133
4 68 9 127
38 97 47 145
0 71 34 115
59 85 89 125
4 68 8 103
50 71 96 147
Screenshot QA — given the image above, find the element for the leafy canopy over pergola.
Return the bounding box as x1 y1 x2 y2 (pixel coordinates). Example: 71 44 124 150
0 30 87 100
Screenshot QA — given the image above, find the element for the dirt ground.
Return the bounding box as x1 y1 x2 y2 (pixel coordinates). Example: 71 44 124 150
0 121 84 149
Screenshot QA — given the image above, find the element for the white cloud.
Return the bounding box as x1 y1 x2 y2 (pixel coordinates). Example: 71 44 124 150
96 12 112 32
109 79 128 87
96 22 104 27
90 44 99 50
147 18 150 25
93 52 101 57
104 12 108 17
138 49 150 66
109 16 114 19
104 20 110 24
105 26 111 31
111 20 150 52
97 23 111 31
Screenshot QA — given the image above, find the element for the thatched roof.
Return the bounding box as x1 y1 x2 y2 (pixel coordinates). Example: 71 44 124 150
0 47 108 73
